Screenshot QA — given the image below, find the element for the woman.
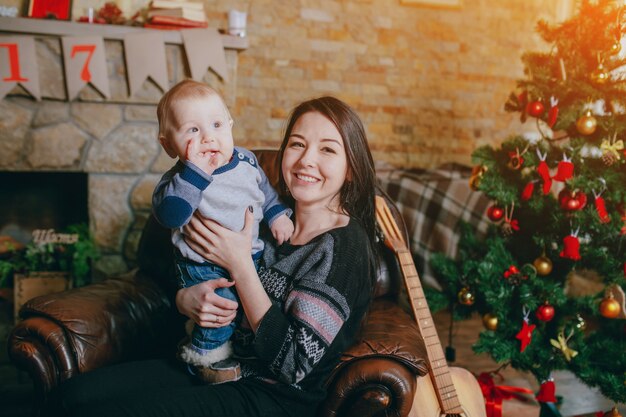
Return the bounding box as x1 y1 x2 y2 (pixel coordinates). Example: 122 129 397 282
48 96 379 417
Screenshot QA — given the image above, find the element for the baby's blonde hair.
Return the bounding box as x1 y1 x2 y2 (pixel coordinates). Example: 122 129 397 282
156 79 232 138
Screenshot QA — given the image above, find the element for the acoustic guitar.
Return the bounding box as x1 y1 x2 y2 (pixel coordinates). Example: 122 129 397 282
375 196 486 417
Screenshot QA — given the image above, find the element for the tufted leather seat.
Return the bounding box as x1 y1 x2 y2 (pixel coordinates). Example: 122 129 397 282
8 149 428 417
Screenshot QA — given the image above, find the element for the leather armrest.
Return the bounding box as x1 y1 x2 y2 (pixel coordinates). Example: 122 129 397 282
8 271 181 400
321 299 428 417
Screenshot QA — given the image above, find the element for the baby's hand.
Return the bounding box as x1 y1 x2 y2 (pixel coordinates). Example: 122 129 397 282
186 136 220 175
270 214 294 245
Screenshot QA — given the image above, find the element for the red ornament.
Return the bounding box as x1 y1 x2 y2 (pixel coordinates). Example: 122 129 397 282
536 380 557 403
516 319 536 352
552 155 574 182
560 232 581 261
536 303 555 322
526 101 545 117
559 189 587 211
487 205 505 222
594 194 610 223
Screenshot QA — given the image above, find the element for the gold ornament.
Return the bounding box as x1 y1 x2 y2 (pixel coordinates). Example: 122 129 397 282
469 165 487 191
482 313 498 331
457 287 475 306
550 330 578 362
599 293 621 319
603 406 623 417
590 64 609 84
533 255 553 276
605 285 626 319
576 110 597 136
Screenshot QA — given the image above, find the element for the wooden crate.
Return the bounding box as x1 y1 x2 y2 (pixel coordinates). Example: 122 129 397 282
13 272 71 321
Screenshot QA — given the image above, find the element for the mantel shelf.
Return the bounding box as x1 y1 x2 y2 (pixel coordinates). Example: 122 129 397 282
0 16 248 50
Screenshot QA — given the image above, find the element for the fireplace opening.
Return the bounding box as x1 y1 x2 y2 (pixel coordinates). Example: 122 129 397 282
0 172 88 245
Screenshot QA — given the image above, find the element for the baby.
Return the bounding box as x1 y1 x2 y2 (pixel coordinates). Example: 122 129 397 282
152 79 294 383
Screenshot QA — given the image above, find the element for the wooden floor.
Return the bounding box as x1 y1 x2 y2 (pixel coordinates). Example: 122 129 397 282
432 309 625 417
0 297 623 417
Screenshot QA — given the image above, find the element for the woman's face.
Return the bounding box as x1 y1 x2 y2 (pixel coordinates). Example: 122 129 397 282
282 111 349 211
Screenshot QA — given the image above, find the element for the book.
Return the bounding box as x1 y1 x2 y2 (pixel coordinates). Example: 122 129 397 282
148 15 209 28
149 0 204 11
144 23 189 30
148 7 206 22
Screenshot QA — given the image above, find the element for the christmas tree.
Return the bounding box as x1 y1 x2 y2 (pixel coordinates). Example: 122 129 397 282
429 0 626 412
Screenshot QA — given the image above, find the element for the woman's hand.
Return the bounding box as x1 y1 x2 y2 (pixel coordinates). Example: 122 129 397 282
183 208 255 278
175 279 238 328
183 208 273 331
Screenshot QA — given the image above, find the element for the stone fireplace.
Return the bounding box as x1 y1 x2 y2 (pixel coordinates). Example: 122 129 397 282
0 19 247 280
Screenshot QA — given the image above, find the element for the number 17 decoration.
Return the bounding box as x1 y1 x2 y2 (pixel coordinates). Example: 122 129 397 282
0 36 41 101
61 36 110 100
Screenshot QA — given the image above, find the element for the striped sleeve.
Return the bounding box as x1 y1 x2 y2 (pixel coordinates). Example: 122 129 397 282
152 161 211 228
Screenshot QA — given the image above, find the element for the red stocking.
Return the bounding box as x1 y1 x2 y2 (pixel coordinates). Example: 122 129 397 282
537 160 552 194
522 182 535 201
594 193 610 224
536 379 557 403
547 97 559 128
536 150 551 194
560 232 581 260
552 155 574 182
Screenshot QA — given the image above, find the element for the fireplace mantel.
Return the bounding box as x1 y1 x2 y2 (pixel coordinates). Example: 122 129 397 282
0 16 248 49
0 15 245 104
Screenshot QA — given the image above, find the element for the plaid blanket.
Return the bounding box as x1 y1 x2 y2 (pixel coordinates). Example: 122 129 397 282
376 163 491 290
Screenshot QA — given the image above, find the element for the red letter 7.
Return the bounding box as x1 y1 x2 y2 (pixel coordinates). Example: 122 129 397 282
71 44 96 82
0 43 28 82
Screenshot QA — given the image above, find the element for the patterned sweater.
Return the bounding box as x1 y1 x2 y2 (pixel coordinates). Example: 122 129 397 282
234 218 373 404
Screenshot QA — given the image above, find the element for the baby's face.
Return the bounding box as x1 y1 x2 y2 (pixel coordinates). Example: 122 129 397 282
162 94 234 170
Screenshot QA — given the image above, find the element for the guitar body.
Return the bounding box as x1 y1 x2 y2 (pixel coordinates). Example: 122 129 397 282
408 367 487 417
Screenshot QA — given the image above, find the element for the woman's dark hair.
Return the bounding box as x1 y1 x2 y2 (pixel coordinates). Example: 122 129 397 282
277 96 379 286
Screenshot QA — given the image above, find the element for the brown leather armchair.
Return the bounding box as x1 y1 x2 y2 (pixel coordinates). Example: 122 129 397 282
8 149 428 417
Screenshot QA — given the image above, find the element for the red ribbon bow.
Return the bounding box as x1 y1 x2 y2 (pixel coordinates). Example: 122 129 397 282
478 372 534 417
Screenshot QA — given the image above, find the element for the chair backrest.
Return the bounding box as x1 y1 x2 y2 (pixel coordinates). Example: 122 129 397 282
137 149 409 300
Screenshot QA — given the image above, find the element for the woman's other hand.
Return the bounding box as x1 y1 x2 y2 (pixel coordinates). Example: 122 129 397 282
184 207 272 331
175 279 238 327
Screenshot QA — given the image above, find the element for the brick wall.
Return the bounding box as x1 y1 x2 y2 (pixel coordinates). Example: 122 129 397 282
201 0 560 168
2 0 564 168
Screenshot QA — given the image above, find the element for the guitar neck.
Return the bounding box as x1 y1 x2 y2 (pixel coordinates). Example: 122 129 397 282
396 248 463 415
